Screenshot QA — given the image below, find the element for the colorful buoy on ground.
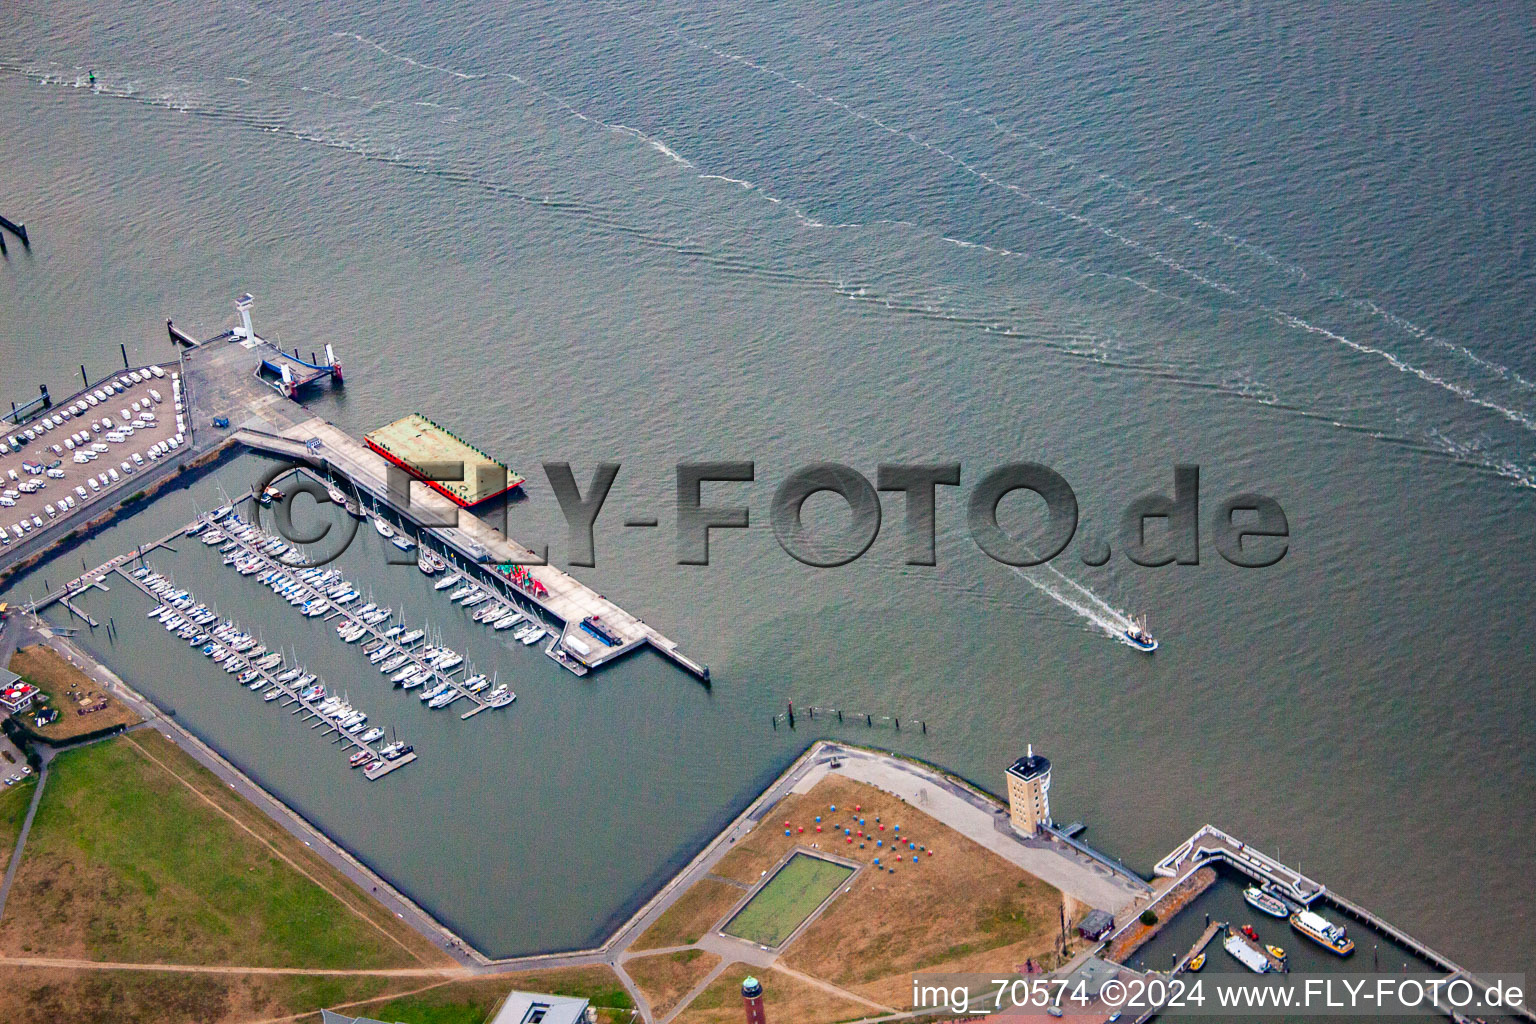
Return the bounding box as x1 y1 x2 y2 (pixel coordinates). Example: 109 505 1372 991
816 826 822 832
797 826 804 833
815 816 821 823
785 829 791 835
830 805 836 811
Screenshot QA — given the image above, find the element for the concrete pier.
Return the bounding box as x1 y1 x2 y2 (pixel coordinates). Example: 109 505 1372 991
236 417 708 682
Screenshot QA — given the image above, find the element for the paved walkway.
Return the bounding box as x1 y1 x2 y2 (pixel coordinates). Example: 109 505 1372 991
827 748 1148 916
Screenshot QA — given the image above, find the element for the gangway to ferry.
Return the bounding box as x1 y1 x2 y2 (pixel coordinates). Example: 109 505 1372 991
227 294 344 398
256 345 344 398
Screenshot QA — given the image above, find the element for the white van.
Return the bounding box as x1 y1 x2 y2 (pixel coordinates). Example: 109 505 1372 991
87 478 100 492
150 365 165 378
131 452 144 467
74 486 88 499
107 468 120 483
129 371 143 384
64 438 76 451
149 388 163 403
167 437 180 451
119 461 132 475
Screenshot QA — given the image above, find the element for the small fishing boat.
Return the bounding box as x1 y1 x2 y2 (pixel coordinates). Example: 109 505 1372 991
1122 615 1158 652
1187 952 1205 972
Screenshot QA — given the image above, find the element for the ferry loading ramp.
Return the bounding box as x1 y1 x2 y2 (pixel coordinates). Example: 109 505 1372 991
365 414 524 508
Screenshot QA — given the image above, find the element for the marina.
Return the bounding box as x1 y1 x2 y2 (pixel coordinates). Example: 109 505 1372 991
113 543 419 779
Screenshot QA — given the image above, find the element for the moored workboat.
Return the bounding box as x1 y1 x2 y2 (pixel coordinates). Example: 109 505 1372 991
1291 910 1354 955
1244 886 1290 918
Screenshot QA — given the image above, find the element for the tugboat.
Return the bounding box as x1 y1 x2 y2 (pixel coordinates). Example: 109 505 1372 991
1122 615 1158 653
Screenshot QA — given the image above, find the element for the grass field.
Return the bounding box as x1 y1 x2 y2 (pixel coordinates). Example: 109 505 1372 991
631 877 741 951
292 965 636 1024
625 949 721 1018
0 775 37 866
722 853 853 948
0 730 446 969
674 963 872 1024
7 644 140 740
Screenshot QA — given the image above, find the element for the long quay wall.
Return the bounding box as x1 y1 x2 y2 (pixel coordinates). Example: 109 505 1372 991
237 418 709 682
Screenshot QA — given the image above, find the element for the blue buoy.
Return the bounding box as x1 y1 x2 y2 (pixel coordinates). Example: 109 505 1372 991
815 816 821 823
845 828 851 835
830 805 836 811
913 856 919 862
785 829 791 835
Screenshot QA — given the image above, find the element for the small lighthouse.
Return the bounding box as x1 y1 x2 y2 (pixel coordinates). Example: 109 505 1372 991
234 293 257 343
741 976 766 1024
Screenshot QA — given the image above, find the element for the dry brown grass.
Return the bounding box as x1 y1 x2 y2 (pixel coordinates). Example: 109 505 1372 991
0 965 405 1024
624 949 722 1017
674 962 871 1024
631 878 743 951
710 776 1066 1008
7 645 140 740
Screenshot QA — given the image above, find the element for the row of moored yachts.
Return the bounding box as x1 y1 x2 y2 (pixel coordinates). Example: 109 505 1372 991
429 569 548 647
191 509 514 710
133 565 416 771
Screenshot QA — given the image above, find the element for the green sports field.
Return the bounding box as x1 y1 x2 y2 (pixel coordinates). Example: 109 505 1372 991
722 853 855 947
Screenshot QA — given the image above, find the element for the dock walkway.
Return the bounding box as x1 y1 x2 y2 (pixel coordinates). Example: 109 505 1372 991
245 417 708 681
210 514 508 718
1153 824 1325 904
113 557 416 779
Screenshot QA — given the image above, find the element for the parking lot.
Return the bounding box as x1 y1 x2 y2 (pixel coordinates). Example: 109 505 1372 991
0 366 186 547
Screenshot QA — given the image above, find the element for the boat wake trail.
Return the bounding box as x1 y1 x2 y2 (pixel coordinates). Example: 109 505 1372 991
1010 564 1137 643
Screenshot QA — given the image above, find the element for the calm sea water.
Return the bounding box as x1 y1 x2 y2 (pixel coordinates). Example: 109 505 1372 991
2 1 1534 965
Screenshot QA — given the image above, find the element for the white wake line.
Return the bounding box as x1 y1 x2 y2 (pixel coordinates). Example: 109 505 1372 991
1010 566 1134 641
621 11 1536 431
714 7 1536 397
326 28 846 229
